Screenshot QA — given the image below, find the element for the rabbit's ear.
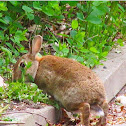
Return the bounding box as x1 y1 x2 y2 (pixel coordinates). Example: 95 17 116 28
30 35 43 56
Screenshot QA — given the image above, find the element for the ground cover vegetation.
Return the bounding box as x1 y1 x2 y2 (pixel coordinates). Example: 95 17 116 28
0 1 126 124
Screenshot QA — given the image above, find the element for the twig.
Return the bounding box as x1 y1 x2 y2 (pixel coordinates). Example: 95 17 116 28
85 34 98 42
35 122 42 126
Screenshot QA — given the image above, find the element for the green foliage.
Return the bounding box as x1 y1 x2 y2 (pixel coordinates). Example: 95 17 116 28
0 82 47 103
0 1 125 107
0 81 59 108
0 1 125 75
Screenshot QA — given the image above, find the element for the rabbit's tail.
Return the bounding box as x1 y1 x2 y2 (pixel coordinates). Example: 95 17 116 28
90 105 104 117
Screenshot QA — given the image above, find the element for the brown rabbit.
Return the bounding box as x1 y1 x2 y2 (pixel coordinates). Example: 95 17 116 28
13 35 108 126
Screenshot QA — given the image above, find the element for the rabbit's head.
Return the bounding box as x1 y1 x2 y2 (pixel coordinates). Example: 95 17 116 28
13 35 43 82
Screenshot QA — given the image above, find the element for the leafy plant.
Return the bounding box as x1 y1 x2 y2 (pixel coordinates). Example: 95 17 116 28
0 81 59 108
0 1 125 108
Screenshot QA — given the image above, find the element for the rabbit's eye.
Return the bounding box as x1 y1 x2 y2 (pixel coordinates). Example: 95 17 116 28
20 62 25 68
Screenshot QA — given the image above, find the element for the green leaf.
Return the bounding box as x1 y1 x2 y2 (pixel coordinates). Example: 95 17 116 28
101 51 108 57
62 48 69 55
4 16 12 24
67 1 78 6
42 7 54 16
77 12 84 21
34 16 41 24
13 21 23 29
86 14 102 24
52 44 60 53
92 7 105 16
77 3 84 11
9 1 18 6
22 5 33 13
33 1 42 11
80 48 89 53
90 47 99 53
0 2 8 11
70 30 77 38
117 39 124 46
48 1 59 9
72 20 78 29
27 13 34 20
55 15 64 20
66 38 73 45
1 47 12 58
0 18 8 24
0 31 4 40
76 56 84 63
117 4 125 12
93 1 108 6
0 13 2 17
96 4 109 14
93 1 101 6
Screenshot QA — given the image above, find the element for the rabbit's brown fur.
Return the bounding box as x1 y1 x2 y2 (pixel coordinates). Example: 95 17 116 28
13 35 108 126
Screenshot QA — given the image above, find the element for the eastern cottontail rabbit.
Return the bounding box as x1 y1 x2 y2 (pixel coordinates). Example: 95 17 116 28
13 35 108 126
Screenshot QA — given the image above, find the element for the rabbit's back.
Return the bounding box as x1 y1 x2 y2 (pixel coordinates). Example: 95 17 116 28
35 55 106 111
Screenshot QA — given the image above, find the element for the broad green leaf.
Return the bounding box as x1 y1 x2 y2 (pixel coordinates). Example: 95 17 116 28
76 56 84 63
0 18 8 24
33 1 42 10
117 39 124 46
88 41 95 47
90 47 99 53
9 1 18 6
62 48 69 55
48 1 61 14
70 30 77 38
86 14 102 24
80 48 89 53
93 1 108 6
48 1 59 9
14 30 28 42
92 1 101 6
42 6 55 16
72 20 78 29
104 46 111 52
4 16 12 24
27 13 34 20
22 5 33 13
52 44 60 53
6 42 15 51
96 4 109 13
0 2 8 11
92 7 105 16
1 47 12 58
74 31 85 44
66 38 73 45
77 12 84 21
13 22 23 29
55 15 64 20
34 16 41 24
101 51 108 57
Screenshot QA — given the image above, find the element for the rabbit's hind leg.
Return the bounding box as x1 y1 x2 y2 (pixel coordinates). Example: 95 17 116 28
96 100 108 126
101 100 108 126
78 103 90 126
